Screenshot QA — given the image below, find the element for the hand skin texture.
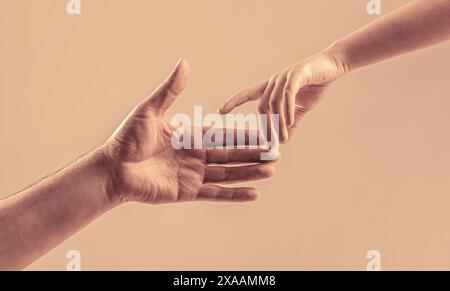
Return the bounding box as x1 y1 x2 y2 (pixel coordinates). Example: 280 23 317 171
0 59 276 271
219 0 450 143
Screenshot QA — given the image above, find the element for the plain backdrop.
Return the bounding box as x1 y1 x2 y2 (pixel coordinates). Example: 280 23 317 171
1 0 450 270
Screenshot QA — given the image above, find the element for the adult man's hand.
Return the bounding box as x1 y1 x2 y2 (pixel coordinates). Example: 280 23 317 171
103 59 276 204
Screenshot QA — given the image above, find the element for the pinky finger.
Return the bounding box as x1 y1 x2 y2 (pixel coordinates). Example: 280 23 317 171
196 185 260 202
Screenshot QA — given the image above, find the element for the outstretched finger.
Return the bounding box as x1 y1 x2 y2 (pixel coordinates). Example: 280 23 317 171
173 126 265 149
196 185 260 202
202 127 262 148
218 82 268 114
204 163 275 184
206 148 279 164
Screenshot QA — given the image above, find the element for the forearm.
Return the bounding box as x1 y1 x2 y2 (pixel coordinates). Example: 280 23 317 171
331 0 450 71
0 148 118 270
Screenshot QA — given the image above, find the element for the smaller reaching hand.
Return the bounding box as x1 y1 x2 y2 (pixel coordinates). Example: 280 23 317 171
218 48 349 143
102 59 276 205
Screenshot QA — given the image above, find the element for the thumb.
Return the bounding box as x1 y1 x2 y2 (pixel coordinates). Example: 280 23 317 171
146 58 190 116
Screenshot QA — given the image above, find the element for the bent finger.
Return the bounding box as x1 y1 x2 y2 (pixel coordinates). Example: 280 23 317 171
284 72 302 127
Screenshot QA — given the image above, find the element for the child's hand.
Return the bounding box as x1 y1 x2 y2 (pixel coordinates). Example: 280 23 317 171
218 47 349 143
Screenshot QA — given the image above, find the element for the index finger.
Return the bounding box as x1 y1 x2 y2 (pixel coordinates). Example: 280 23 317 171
218 82 268 114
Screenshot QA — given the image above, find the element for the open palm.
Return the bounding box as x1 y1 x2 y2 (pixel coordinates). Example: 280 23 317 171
103 59 275 204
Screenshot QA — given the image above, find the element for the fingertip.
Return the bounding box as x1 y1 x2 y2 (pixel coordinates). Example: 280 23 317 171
171 58 190 82
268 165 276 177
217 105 229 114
176 57 190 69
260 164 276 177
182 58 191 74
279 132 289 144
168 58 190 93
246 188 260 201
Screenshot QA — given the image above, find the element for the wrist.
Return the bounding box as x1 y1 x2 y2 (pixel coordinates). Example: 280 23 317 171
324 40 353 74
89 147 124 208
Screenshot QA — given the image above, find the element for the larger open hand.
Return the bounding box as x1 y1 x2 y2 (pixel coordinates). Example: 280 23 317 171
102 59 276 204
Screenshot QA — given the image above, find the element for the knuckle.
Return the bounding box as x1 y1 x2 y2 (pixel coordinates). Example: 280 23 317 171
223 167 232 180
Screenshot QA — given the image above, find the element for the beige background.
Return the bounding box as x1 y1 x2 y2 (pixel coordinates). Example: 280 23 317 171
1 0 450 270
